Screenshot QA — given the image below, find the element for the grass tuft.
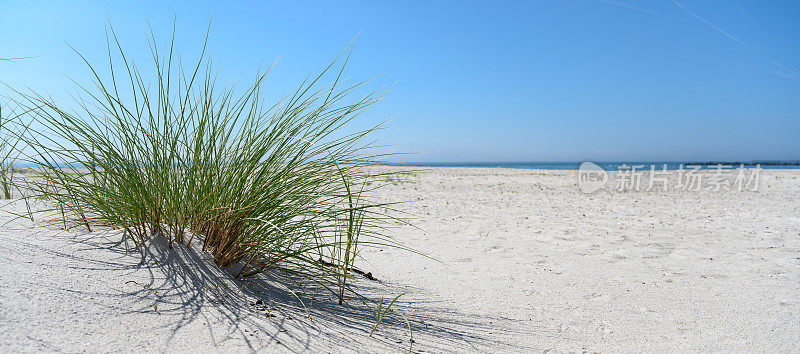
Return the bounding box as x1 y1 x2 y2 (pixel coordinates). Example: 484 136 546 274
11 25 410 309
0 103 27 199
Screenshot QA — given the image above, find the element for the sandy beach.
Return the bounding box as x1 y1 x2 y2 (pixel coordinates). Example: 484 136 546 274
2 166 800 352
3 1 799 352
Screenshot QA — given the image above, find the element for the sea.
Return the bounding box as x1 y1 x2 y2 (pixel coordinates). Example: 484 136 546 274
389 161 800 171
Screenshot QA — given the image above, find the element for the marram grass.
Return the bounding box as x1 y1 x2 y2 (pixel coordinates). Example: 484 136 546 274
0 103 27 199
11 27 412 310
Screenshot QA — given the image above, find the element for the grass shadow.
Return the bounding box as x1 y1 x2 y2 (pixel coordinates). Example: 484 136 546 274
0 207 532 352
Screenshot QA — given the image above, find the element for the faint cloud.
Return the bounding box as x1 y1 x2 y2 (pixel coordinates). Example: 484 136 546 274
593 149 618 154
672 0 747 46
773 70 799 80
672 0 799 80
595 0 675 18
767 59 799 80
422 18 437 27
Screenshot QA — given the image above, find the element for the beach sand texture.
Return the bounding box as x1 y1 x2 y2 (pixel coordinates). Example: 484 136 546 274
1 167 799 352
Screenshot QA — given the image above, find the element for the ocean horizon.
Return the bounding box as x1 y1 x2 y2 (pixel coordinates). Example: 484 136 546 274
387 161 800 171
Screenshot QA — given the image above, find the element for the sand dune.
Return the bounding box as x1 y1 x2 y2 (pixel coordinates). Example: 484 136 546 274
2 167 799 352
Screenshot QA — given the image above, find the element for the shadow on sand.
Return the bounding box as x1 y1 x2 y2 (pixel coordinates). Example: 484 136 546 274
6 217 533 352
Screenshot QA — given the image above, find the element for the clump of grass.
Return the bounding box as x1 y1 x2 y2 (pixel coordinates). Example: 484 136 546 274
0 103 27 199
0 105 12 198
13 25 407 304
326 173 367 305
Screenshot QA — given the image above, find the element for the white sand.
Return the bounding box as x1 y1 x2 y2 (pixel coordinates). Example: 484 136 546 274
2 167 800 352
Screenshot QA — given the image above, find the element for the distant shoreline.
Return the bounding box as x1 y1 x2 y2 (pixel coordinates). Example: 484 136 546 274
384 161 800 171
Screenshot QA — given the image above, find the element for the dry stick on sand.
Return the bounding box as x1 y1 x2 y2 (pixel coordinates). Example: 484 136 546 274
318 257 378 281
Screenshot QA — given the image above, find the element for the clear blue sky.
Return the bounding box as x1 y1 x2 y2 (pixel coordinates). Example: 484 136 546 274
1 0 798 162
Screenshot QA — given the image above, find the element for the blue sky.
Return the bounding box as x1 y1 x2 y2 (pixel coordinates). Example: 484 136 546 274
1 0 798 162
